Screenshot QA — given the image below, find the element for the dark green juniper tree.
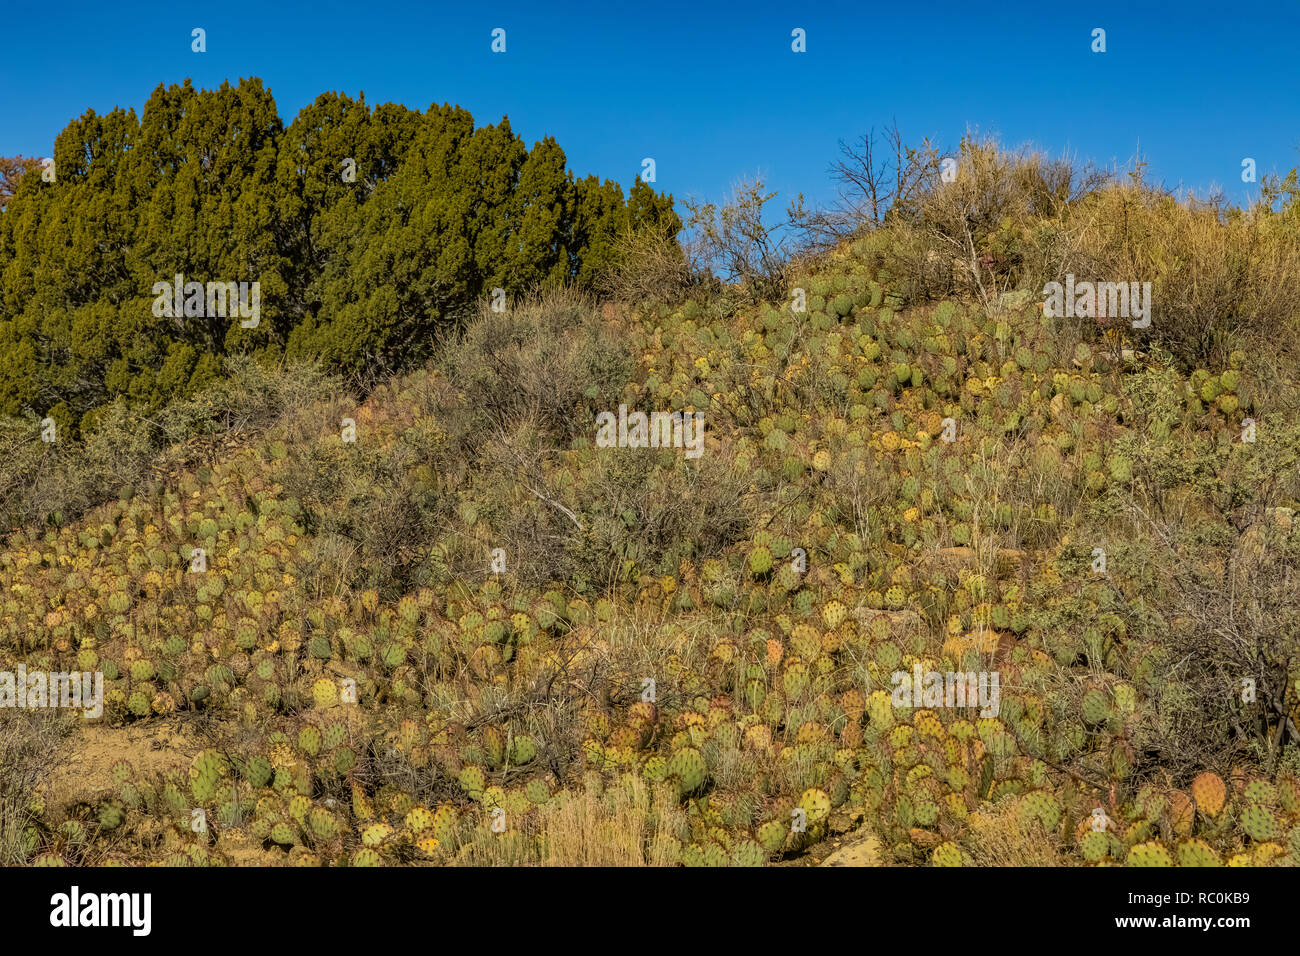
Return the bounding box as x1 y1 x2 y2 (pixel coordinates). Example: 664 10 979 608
0 78 679 435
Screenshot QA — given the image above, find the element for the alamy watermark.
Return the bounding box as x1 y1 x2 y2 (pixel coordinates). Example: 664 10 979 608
151 273 260 328
50 886 150 936
1042 274 1151 329
890 664 1000 718
0 665 103 718
595 405 705 458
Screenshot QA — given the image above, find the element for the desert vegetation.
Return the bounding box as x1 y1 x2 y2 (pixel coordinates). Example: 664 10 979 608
3 90 1300 867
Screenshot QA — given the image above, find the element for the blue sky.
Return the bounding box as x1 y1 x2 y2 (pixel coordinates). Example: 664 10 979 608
3 0 1298 214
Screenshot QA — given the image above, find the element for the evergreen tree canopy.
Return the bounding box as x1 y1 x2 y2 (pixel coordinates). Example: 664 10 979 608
0 78 679 434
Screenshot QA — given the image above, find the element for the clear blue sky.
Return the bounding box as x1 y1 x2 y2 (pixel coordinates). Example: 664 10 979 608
3 0 1298 213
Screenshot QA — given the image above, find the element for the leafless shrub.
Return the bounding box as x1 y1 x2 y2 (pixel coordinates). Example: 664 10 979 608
0 711 69 864
684 175 800 304
599 223 698 306
789 121 945 250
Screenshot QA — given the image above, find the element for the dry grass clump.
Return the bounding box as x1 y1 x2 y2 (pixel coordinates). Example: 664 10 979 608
964 798 1069 867
451 777 687 866
0 712 70 864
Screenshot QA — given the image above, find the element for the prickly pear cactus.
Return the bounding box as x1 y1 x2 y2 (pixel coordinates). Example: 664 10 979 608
1240 804 1280 842
459 765 486 799
1127 841 1173 867
668 747 708 796
730 839 768 867
757 819 788 853
307 808 339 841
1080 689 1112 726
509 734 538 765
932 842 970 866
1176 838 1221 867
1017 791 1062 833
1081 830 1122 863
406 806 434 835
1190 775 1222 816
189 750 230 804
798 788 831 827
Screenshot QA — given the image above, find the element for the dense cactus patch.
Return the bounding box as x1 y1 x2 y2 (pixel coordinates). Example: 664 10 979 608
4 236 1300 867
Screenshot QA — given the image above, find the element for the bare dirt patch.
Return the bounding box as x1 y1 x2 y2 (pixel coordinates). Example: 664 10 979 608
43 719 197 811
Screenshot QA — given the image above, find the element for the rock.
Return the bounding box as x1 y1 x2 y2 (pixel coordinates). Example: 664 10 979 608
821 830 883 867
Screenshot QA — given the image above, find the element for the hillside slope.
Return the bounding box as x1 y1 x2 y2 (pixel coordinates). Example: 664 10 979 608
4 242 1300 867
